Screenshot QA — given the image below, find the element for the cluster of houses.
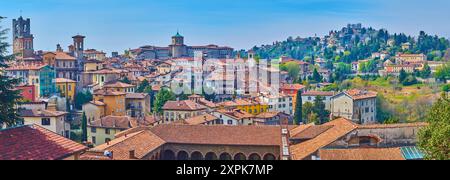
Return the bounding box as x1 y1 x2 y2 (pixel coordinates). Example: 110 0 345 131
0 18 429 160
349 52 447 77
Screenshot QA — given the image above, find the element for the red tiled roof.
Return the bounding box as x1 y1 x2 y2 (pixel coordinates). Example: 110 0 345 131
5 63 47 71
303 91 335 97
290 125 334 140
0 125 87 160
150 124 282 146
290 118 358 160
125 93 147 99
86 124 283 160
44 52 76 60
357 122 428 129
319 148 405 160
104 81 135 88
216 109 254 120
162 100 206 111
91 130 165 160
19 109 67 117
89 100 106 106
184 113 219 125
89 116 136 129
343 89 378 100
282 84 305 91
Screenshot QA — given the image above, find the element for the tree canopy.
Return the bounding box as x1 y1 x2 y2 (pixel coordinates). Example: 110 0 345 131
0 17 22 127
418 97 450 160
153 88 176 114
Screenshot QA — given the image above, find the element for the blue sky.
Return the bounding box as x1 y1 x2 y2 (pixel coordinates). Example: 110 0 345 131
1 0 450 54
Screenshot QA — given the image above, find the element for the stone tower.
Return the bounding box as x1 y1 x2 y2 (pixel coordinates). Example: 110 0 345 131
170 32 187 58
72 35 85 83
13 16 34 59
72 35 85 59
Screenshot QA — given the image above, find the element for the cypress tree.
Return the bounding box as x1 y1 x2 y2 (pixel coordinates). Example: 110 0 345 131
294 90 303 125
81 112 88 142
0 17 21 127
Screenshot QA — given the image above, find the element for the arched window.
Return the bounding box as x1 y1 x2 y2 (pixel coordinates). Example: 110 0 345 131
234 153 246 160
191 151 203 160
263 154 276 160
177 151 189 160
248 153 261 160
219 153 232 160
162 150 175 160
205 152 218 160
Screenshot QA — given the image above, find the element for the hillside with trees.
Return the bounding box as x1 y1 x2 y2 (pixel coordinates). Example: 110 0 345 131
250 24 450 63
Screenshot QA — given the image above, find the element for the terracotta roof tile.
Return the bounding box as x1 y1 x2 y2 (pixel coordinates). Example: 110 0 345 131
89 100 106 106
89 116 136 129
319 148 405 160
344 89 378 100
91 130 165 160
150 124 282 146
162 100 206 111
290 118 358 160
357 122 428 129
104 81 135 88
0 125 87 160
282 84 305 91
125 93 147 99
184 114 219 125
19 109 67 117
291 125 334 140
303 91 335 97
216 109 254 120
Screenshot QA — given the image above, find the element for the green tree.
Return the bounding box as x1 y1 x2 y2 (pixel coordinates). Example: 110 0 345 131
153 88 176 114
302 102 314 123
435 63 450 81
293 90 303 125
312 68 322 83
402 75 418 86
202 87 216 102
312 96 330 124
81 112 88 142
284 62 300 81
75 91 93 110
136 79 150 93
399 68 408 82
0 17 21 127
120 77 131 84
420 63 432 78
442 84 450 92
418 98 450 160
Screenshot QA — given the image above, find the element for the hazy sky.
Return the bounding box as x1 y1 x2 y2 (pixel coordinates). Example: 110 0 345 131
1 0 450 54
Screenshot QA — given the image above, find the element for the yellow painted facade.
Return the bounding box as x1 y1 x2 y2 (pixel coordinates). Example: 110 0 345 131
236 104 269 115
56 78 77 102
87 126 121 146
103 93 126 116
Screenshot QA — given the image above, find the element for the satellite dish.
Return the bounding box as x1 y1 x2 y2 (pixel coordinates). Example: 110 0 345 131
104 151 112 157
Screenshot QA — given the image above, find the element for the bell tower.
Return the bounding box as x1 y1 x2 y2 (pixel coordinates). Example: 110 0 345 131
72 35 85 59
170 31 187 58
13 16 34 59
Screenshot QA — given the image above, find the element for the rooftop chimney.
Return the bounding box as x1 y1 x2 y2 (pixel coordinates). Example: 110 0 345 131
129 150 137 159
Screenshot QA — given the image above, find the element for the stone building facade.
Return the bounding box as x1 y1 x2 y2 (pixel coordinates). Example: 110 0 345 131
13 16 34 59
132 32 234 60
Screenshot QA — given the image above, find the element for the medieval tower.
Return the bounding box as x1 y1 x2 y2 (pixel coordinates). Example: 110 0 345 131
169 32 188 58
13 16 34 59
